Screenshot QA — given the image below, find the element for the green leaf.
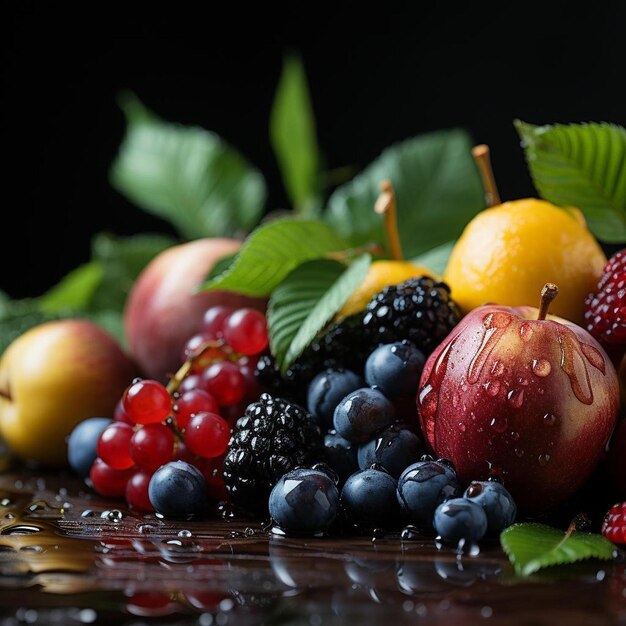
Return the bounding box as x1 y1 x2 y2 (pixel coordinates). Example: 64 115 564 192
500 523 616 576
110 93 267 239
201 218 349 297
204 252 238 283
268 254 371 371
412 240 456 276
515 120 626 242
39 262 104 313
325 128 484 258
270 54 320 215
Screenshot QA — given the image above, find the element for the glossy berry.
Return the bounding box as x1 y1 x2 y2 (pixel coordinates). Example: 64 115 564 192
584 249 626 346
178 374 203 394
364 340 425 398
602 502 626 544
333 387 396 443
174 389 220 429
148 461 207 518
397 460 461 528
114 400 134 425
202 361 246 406
340 468 400 529
185 411 231 458
224 308 269 355
89 458 134 498
67 417 112 477
269 468 339 534
238 356 263 401
357 424 423 479
323 430 359 487
97 422 135 470
201 305 234 339
130 423 174 472
463 480 517 534
123 379 172 425
307 368 364 427
126 470 155 512
434 498 488 544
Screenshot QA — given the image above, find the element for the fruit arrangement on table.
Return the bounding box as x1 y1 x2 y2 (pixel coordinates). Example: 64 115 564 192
0 67 625 581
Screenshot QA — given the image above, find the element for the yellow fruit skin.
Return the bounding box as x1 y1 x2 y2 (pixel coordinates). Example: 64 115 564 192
0 320 137 467
338 260 434 318
443 199 606 324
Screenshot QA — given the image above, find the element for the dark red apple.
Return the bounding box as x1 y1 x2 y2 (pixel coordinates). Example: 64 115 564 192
418 284 620 513
124 238 265 381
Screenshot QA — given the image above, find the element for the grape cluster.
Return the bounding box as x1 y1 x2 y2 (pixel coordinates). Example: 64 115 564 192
79 306 269 513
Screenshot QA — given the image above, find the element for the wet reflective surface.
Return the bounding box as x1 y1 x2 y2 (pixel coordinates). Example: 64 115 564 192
0 470 624 624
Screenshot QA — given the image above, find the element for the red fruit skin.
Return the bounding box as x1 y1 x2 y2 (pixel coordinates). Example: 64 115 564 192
123 238 265 381
418 303 620 514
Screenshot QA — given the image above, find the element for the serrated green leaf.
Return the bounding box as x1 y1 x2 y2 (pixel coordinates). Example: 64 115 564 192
201 218 349 296
515 120 626 242
412 240 456 277
500 523 616 576
39 262 104 313
268 254 371 372
324 128 484 258
270 54 320 215
110 93 266 239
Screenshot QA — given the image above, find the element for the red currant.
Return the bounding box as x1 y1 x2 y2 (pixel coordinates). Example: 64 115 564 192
114 398 134 425
238 356 263 401
125 470 154 512
178 374 203 394
185 412 231 458
123 379 172 425
223 308 268 355
174 389 220 429
130 423 174 472
201 305 234 339
90 458 134 497
202 361 246 406
182 335 230 372
97 423 135 470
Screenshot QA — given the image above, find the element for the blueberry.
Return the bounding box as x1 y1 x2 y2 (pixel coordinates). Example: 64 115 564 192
433 498 488 544
148 461 207 518
357 424 424 478
323 430 359 486
341 468 400 529
67 417 112 477
365 340 425 398
269 468 339 534
307 368 364 427
396 460 461 528
333 387 395 443
463 480 517 534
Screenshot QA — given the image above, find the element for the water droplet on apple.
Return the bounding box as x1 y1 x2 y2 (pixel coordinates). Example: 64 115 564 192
458 423 466 433
484 380 501 396
510 431 520 441
543 413 557 426
532 359 552 377
491 360 505 377
517 375 530 386
538 453 551 466
514 448 525 458
452 392 460 408
519 322 534 342
483 311 512 329
489 416 508 433
418 385 438 418
507 389 524 408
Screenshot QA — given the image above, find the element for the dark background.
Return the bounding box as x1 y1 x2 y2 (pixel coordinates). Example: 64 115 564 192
3 3 626 298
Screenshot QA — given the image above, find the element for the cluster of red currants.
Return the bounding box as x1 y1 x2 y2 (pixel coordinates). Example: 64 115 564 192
88 306 269 512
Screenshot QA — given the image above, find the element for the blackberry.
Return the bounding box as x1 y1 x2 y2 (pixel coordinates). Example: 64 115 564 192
362 276 461 355
223 393 322 515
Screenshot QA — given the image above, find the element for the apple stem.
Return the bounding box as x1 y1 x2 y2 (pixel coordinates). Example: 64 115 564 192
537 283 559 320
375 180 404 260
472 144 501 207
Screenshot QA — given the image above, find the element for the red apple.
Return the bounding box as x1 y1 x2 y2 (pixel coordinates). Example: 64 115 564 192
418 284 620 513
124 238 265 381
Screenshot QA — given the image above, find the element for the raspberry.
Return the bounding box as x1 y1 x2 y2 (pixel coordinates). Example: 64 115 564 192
584 249 626 346
602 502 626 544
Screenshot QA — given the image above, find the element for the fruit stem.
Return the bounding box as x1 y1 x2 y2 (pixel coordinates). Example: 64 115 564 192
165 339 226 395
537 283 559 320
375 180 404 260
326 242 384 262
472 144 501 207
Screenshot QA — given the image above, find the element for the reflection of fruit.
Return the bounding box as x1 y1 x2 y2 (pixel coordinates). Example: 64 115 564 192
338 260 433 318
418 284 619 513
0 319 136 466
123 238 264 381
444 199 606 324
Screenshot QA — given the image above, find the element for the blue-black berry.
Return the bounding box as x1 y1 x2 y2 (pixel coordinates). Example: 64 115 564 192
341 468 400 529
357 424 423 478
463 480 516 534
148 461 207 518
333 387 395 443
364 340 425 398
307 368 364 427
433 498 488 544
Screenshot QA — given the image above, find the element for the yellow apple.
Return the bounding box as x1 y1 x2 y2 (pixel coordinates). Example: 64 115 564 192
0 319 137 466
